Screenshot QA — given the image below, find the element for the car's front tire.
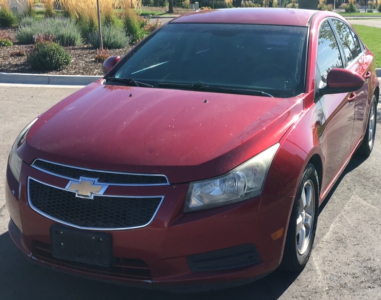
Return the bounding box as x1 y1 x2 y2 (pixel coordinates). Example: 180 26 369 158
357 94 377 157
281 163 319 272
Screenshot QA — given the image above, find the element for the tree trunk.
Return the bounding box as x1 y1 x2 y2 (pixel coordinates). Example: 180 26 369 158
168 0 174 13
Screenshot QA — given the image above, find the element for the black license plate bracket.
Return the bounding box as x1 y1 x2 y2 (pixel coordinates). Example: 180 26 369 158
50 224 112 268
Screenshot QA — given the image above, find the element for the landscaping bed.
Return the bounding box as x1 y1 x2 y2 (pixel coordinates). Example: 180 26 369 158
0 2 183 76
0 27 131 76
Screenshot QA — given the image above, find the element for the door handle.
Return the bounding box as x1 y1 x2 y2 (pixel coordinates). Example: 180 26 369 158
348 92 357 102
363 71 371 79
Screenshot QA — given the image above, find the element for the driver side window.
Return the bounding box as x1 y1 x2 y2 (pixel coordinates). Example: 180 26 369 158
317 20 344 88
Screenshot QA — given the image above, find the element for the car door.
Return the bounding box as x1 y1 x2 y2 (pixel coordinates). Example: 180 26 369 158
315 19 355 195
330 18 371 151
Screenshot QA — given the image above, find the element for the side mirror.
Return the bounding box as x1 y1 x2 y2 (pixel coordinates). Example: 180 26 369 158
102 56 121 75
319 68 365 96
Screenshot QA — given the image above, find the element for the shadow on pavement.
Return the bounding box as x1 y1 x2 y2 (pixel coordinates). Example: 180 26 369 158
319 152 367 214
0 230 299 300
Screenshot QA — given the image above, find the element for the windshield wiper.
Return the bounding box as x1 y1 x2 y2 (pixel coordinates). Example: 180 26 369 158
105 77 153 88
158 82 274 97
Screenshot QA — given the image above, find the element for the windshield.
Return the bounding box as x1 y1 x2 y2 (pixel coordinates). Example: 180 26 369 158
110 23 308 98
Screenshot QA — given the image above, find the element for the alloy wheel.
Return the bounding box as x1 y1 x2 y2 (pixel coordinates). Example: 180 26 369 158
296 179 315 255
368 102 376 149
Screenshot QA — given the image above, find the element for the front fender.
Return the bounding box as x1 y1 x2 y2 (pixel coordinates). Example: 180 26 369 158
260 99 323 266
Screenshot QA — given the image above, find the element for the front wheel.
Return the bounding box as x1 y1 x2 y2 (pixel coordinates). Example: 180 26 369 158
357 95 377 157
281 163 319 272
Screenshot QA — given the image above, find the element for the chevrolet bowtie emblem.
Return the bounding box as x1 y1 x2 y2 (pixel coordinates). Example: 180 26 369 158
66 177 108 199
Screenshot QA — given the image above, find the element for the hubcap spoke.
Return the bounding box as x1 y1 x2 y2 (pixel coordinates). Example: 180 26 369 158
300 189 306 212
368 103 375 147
304 213 313 230
304 185 311 209
298 226 307 253
296 214 303 233
296 179 315 255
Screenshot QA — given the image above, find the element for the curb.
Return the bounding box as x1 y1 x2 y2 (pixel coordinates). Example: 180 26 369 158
147 15 180 18
0 73 102 86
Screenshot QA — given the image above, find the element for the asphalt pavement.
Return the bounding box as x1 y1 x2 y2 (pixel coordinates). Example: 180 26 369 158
1 84 381 299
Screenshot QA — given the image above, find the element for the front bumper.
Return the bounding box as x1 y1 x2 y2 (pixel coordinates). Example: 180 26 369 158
6 162 293 289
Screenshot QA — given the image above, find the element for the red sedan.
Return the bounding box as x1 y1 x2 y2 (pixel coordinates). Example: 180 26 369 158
5 8 379 291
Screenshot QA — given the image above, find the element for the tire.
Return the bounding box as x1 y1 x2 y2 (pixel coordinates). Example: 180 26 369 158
357 95 377 157
281 163 319 272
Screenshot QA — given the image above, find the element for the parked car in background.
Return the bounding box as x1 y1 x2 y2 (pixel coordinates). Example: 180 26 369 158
6 8 378 291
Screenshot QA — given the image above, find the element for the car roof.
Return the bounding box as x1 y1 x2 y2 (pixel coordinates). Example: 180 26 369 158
172 8 318 27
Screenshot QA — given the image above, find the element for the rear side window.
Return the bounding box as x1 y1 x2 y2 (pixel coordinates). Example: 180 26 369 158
350 29 363 55
331 19 361 66
317 20 343 86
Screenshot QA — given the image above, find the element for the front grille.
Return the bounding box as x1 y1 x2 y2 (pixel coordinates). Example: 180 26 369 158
32 241 152 280
32 159 169 185
28 179 163 229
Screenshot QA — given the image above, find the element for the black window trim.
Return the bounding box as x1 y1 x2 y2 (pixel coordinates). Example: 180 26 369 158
314 17 365 101
328 17 365 70
315 18 344 99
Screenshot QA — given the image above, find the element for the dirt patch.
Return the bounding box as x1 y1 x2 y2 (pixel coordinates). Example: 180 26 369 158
0 27 132 76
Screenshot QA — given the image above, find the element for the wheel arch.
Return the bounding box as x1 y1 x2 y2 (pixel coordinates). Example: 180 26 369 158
308 154 323 199
282 151 322 234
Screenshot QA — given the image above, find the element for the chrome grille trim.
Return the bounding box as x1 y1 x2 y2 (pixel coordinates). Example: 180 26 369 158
31 158 170 186
28 177 164 231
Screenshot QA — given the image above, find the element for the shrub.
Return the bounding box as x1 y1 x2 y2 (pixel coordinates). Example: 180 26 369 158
202 0 232 8
144 18 162 32
142 0 153 5
345 0 358 12
95 48 110 63
327 4 333 11
19 16 35 27
287 0 297 8
89 25 130 49
317 0 327 10
16 26 35 44
317 4 327 10
124 9 145 44
153 0 166 6
173 0 190 8
0 8 17 27
0 39 13 46
76 17 97 41
16 18 82 46
367 9 373 12
43 0 56 17
57 0 122 28
27 41 71 71
379 5 381 12
25 0 36 17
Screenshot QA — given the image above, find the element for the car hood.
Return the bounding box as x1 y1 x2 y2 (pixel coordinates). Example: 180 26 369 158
22 82 303 183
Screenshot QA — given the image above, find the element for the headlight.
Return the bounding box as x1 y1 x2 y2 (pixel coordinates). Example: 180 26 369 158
8 118 38 182
184 144 280 213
